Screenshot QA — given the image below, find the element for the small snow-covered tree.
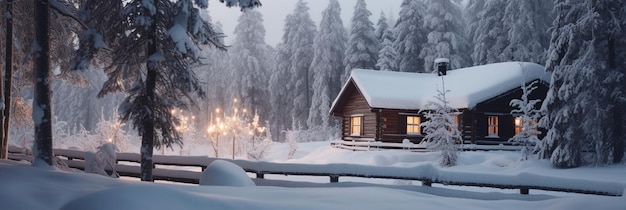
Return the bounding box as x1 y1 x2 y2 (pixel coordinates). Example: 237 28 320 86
509 80 542 161
85 143 119 177
421 80 461 167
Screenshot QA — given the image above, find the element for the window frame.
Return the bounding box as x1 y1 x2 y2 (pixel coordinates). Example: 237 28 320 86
406 115 421 135
514 116 538 135
487 115 499 137
350 115 364 136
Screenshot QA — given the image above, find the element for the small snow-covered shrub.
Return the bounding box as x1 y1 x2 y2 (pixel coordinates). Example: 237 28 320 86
284 126 340 143
247 137 272 161
84 143 119 178
199 160 255 187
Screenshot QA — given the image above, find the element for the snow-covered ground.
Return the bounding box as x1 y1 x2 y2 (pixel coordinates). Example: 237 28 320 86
2 141 625 209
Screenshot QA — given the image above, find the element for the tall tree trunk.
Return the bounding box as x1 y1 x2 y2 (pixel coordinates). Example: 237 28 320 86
33 0 53 166
1 0 13 160
140 0 158 182
0 1 5 160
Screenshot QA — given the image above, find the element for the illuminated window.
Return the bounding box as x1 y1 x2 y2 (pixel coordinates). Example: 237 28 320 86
488 116 498 136
514 117 538 135
451 114 461 131
406 116 421 135
350 116 363 136
514 117 523 134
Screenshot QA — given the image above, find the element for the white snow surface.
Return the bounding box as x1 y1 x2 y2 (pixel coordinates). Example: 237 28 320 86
333 62 551 110
2 141 625 210
199 160 255 187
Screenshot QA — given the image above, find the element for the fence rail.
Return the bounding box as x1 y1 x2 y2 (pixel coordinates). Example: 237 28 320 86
6 146 624 197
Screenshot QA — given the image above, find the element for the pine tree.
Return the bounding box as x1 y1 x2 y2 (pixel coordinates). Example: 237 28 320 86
509 80 541 161
230 9 271 123
421 79 461 167
376 27 398 71
501 0 553 64
74 0 259 181
269 0 316 139
374 11 389 44
288 0 317 130
343 0 378 83
307 0 347 128
394 0 426 72
540 0 626 167
466 0 509 65
419 0 469 72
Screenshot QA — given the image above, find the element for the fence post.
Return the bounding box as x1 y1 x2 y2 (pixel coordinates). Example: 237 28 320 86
256 173 265 179
422 180 432 187
330 175 339 183
520 188 529 195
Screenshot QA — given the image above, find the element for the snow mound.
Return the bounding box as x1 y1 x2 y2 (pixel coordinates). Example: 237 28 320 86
61 185 200 210
200 160 255 187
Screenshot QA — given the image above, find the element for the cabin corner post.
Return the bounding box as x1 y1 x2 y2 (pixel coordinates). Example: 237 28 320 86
374 108 382 141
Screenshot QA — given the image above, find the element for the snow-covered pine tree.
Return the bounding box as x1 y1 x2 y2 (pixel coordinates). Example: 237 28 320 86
374 11 389 45
288 0 317 130
421 79 461 167
465 0 509 65
230 9 271 124
540 0 626 167
307 0 347 128
73 0 260 181
343 0 378 81
419 0 469 73
394 0 426 72
509 79 541 161
501 0 553 64
376 27 398 71
269 0 316 140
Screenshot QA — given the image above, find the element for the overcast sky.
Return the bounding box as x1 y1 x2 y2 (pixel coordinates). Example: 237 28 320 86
208 0 404 47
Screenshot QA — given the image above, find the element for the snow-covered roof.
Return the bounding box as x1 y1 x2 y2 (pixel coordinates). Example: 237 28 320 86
331 62 551 111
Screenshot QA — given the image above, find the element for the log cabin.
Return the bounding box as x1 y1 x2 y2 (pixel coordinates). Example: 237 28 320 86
329 62 551 145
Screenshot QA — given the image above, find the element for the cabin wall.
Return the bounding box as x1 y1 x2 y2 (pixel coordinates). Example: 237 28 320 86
472 81 549 143
380 110 423 144
340 88 376 141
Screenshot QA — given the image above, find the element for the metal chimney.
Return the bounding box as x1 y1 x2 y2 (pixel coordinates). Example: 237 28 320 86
435 58 450 76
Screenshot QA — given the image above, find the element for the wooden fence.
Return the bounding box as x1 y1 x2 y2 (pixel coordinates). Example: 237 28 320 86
6 146 624 197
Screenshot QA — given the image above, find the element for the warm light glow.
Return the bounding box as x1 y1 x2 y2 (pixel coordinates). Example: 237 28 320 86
243 108 247 113
488 116 499 136
216 108 220 113
233 98 238 103
350 116 362 136
406 116 421 134
107 138 113 143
